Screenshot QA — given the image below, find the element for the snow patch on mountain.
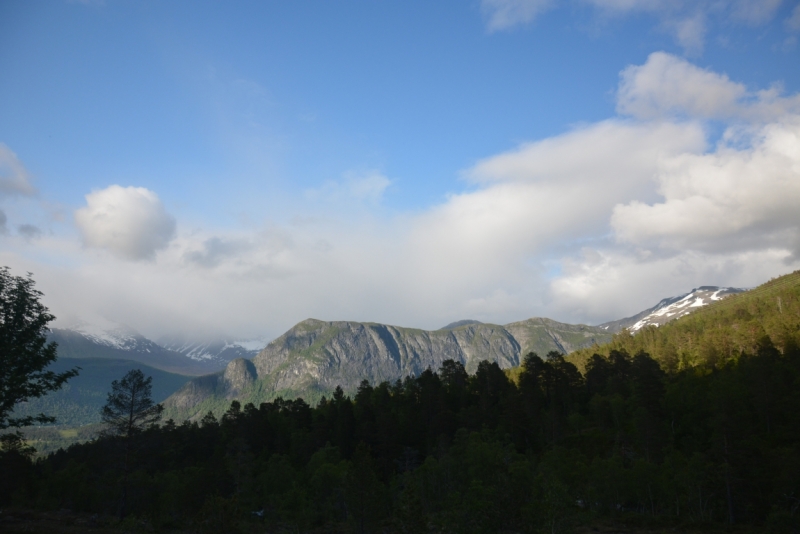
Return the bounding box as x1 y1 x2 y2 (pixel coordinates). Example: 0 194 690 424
67 318 155 352
629 287 745 332
159 338 266 364
598 286 746 333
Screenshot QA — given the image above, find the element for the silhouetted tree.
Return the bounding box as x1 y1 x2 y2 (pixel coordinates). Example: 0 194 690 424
0 267 78 431
100 368 163 518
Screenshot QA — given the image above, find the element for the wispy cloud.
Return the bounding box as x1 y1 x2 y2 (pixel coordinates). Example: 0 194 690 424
481 0 555 32
487 1 789 54
305 170 392 204
0 143 37 198
787 3 800 31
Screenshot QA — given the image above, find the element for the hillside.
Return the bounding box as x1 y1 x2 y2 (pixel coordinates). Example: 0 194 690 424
11 357 190 428
597 286 745 333
163 317 612 420
570 270 800 371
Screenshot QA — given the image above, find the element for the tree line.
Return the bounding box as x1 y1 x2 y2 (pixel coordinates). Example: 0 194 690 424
570 270 800 372
3 339 800 532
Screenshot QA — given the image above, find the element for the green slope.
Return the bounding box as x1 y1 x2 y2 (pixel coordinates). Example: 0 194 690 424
11 357 191 428
568 270 800 371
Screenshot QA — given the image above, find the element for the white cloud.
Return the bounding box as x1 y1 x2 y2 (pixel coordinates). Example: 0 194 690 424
611 117 800 255
481 0 555 31
5 53 800 340
617 52 800 121
549 247 792 322
407 120 704 276
75 185 176 261
0 143 37 197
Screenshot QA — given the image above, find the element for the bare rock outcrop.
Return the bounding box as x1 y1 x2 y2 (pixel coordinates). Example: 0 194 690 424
164 317 612 420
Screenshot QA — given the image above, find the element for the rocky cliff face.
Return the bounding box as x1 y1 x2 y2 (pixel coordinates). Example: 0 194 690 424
163 317 611 420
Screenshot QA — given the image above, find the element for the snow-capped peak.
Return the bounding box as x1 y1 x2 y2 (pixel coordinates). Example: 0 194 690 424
66 318 145 350
628 286 745 332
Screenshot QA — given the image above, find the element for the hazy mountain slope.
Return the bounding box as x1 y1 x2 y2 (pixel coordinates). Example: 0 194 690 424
158 337 265 367
163 317 612 420
570 270 800 371
12 358 190 427
49 327 232 376
597 286 746 333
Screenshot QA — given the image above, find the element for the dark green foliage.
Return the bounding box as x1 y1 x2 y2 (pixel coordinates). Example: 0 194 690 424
99 369 164 519
571 270 800 372
0 267 77 507
0 267 78 430
100 369 164 440
11 357 189 428
11 344 800 532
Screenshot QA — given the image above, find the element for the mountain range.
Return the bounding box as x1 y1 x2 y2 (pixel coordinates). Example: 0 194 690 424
163 316 614 420
163 286 743 421
48 320 265 376
38 285 746 426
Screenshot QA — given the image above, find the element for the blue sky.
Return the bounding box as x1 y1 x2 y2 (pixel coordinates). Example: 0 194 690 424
2 0 800 340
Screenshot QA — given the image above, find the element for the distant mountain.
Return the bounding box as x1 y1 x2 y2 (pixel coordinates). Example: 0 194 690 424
49 320 264 376
158 337 266 367
163 317 613 420
597 286 746 333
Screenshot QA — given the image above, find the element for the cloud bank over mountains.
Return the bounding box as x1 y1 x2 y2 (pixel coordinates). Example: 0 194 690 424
1 52 798 340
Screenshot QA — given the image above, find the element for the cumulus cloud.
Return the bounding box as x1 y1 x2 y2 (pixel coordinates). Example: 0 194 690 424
5 52 800 339
0 143 37 197
481 0 555 31
75 185 177 261
611 117 800 255
617 52 800 121
406 120 705 278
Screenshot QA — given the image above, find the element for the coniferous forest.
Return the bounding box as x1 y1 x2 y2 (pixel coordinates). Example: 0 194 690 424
2 272 800 533
3 341 800 533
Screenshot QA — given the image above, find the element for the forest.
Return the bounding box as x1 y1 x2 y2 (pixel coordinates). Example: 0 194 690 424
2 339 800 533
2 270 800 533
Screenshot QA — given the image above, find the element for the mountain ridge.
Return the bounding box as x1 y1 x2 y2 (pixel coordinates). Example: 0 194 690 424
162 316 613 420
48 322 264 376
569 271 800 371
597 285 746 333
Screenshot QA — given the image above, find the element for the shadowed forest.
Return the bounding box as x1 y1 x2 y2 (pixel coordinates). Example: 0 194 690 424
3 340 800 533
